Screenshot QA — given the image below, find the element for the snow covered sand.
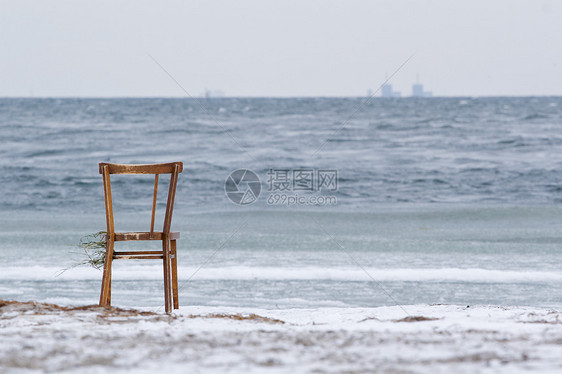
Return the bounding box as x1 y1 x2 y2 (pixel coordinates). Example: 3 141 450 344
1 301 562 373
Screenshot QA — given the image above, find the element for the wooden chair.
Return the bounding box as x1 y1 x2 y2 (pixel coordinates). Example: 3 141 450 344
98 162 183 314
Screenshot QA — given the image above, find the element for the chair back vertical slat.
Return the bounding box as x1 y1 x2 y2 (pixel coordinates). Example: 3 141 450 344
163 164 180 234
101 165 115 238
100 165 115 306
150 174 159 235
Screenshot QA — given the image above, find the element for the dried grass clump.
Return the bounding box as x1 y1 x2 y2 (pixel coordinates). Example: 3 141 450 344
57 231 107 276
76 231 107 270
393 316 439 322
189 313 285 324
0 300 168 320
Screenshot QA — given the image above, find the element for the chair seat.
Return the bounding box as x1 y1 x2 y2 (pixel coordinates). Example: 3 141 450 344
113 231 180 241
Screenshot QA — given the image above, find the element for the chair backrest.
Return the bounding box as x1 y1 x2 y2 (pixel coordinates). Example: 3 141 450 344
99 162 183 239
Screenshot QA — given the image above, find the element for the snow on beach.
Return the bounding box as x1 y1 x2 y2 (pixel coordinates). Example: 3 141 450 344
1 300 562 373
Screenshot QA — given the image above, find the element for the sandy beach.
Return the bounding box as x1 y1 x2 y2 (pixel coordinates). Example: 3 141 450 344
1 300 561 373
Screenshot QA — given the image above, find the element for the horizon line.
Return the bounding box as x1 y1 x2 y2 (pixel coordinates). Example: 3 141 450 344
1 94 562 99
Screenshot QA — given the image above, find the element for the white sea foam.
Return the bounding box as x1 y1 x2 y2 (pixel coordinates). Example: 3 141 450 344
3 265 562 283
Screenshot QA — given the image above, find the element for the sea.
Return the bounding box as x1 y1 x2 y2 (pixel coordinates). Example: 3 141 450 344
1 97 562 310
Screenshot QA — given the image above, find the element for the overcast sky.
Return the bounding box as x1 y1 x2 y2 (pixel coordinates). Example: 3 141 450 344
1 0 561 97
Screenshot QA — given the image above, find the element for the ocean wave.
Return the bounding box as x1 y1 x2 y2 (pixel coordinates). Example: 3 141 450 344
522 113 549 121
4 265 562 283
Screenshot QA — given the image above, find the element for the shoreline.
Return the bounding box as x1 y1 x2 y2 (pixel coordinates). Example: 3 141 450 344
2 300 562 373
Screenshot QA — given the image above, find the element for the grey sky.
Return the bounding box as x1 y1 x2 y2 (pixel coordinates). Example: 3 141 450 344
1 0 561 97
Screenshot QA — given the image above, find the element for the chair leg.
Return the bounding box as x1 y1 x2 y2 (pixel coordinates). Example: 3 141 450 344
171 239 179 309
106 270 112 305
162 239 172 314
99 239 114 306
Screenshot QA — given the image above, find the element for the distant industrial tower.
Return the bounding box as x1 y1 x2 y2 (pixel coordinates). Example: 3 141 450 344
381 84 401 98
412 83 432 97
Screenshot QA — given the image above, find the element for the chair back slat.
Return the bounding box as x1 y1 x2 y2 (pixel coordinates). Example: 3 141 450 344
150 174 159 235
163 164 180 234
99 162 184 175
101 165 115 239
